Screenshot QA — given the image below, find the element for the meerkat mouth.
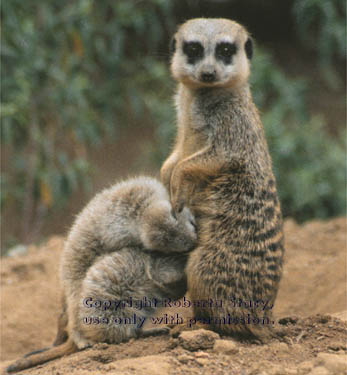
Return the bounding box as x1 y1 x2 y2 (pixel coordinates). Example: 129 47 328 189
187 74 224 87
196 77 231 88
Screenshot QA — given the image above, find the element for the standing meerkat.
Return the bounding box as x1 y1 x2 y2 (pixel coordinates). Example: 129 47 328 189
7 177 197 373
161 18 285 340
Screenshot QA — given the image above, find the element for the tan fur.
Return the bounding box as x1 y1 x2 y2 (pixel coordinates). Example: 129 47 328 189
161 18 285 340
7 177 197 373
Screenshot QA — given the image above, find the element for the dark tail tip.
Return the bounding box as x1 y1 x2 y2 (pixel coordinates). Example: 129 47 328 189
6 359 30 373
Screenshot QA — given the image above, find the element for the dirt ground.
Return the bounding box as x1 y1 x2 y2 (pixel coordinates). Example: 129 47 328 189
1 217 346 374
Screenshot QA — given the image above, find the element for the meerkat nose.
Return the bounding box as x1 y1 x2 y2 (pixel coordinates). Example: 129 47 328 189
200 70 217 83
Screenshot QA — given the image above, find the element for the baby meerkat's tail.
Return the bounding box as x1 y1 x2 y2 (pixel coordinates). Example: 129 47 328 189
6 339 78 373
7 294 72 373
22 308 68 358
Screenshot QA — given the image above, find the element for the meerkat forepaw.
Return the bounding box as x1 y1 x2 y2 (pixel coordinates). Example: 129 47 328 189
171 195 186 216
186 208 197 229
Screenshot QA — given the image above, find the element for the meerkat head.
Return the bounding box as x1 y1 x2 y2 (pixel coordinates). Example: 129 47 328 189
170 18 253 89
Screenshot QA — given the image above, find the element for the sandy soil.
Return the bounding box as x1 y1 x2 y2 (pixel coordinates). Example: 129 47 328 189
1 217 346 374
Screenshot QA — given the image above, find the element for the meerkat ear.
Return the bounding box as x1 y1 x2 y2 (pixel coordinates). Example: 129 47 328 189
245 37 253 60
170 37 176 55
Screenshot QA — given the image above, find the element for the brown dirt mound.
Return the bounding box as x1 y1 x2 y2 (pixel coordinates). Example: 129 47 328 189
1 218 346 374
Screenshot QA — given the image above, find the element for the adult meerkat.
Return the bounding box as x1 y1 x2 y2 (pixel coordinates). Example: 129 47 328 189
7 177 197 373
161 18 284 340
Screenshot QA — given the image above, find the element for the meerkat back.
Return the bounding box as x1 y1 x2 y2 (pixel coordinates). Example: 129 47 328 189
7 176 197 373
62 176 197 349
161 18 285 341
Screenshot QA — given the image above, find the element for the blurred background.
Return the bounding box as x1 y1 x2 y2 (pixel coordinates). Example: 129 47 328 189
1 0 346 255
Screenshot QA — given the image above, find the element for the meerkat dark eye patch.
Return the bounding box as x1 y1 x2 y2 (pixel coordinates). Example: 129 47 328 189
183 41 204 64
245 37 253 60
170 37 176 55
215 42 237 64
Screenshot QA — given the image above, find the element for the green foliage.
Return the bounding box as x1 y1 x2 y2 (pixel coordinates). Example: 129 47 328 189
2 1 345 248
293 0 346 88
251 49 346 221
268 116 346 221
1 0 174 243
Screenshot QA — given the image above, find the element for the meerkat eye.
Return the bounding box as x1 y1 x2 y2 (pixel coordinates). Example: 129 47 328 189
215 42 237 64
183 41 204 64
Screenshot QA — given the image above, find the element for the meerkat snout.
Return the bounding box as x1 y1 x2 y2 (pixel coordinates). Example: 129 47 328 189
200 67 217 83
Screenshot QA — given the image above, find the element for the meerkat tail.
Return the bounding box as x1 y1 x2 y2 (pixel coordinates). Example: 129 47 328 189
6 340 78 373
23 347 50 357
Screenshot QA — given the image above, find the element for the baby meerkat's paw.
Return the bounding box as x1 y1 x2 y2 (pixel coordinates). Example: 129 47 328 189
139 201 196 253
171 206 197 252
175 207 197 236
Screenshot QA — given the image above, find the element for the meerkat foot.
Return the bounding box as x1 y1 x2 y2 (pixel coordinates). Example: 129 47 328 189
253 326 280 344
71 332 94 350
170 322 208 338
139 327 171 338
76 340 94 350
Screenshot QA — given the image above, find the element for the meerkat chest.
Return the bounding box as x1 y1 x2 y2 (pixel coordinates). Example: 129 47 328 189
180 124 208 158
191 90 234 136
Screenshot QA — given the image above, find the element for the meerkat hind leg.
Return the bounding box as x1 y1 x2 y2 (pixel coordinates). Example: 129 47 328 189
19 295 68 361
52 299 69 346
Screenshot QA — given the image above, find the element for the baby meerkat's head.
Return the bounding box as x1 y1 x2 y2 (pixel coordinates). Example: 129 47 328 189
170 18 253 89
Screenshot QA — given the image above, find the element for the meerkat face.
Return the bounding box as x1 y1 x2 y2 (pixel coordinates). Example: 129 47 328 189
170 18 253 89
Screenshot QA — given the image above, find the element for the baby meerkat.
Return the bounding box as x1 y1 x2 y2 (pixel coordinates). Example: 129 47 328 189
161 18 285 340
7 177 197 373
